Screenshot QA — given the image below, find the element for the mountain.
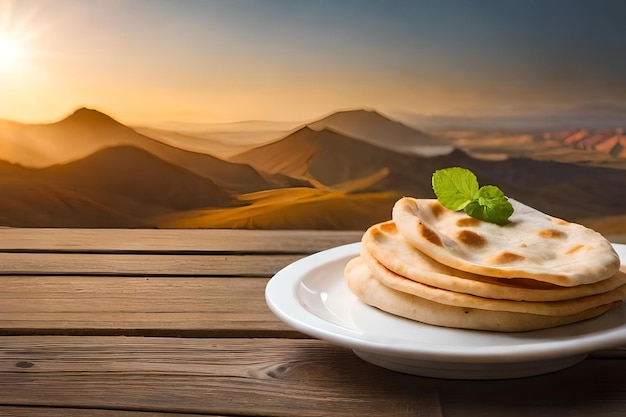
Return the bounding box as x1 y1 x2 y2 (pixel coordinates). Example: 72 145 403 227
1 106 624 230
230 126 419 189
0 146 237 227
232 126 626 221
0 177 139 227
308 109 452 156
0 107 299 194
57 106 121 127
44 145 236 217
0 107 135 167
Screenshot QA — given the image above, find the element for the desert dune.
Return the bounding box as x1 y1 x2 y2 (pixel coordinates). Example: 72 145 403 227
156 187 401 230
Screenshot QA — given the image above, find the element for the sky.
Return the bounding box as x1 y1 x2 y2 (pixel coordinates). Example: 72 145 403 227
1 0 626 125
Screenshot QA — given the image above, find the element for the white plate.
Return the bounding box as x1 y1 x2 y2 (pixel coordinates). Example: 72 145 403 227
265 242 626 379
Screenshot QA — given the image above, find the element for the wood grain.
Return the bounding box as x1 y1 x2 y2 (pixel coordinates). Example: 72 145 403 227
2 336 625 417
0 276 296 337
0 252 304 276
0 407 211 417
0 228 363 253
438 358 626 417
0 336 443 417
0 228 623 416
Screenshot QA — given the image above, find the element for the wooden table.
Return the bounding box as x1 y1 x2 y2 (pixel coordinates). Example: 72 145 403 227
0 228 624 417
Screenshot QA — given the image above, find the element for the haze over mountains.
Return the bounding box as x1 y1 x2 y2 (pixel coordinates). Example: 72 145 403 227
398 103 626 131
308 109 453 156
0 107 624 238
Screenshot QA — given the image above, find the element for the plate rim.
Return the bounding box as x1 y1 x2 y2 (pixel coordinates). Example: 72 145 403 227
265 242 626 364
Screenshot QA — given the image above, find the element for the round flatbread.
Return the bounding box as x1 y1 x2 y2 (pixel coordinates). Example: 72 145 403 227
362 221 626 301
361 249 626 316
344 256 621 332
392 197 620 286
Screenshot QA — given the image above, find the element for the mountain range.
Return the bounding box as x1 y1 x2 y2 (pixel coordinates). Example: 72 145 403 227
231 127 626 220
0 146 236 227
0 107 624 237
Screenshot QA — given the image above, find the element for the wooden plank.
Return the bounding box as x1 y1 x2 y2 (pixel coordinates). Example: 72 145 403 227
0 253 303 276
0 407 212 417
0 336 443 417
438 357 626 417
2 336 626 416
3 275 626 346
0 228 363 253
0 276 297 337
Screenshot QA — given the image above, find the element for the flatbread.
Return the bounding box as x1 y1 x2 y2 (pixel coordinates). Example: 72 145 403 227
361 249 626 316
344 256 621 332
392 197 620 286
362 221 626 301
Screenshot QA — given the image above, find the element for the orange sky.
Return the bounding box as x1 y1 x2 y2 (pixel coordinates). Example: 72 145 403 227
2 0 626 126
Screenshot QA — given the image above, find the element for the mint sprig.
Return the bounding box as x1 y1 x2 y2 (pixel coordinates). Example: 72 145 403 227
432 167 513 225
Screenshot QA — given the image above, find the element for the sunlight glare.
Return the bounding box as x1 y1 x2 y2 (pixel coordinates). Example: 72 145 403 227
0 35 22 70
0 0 44 76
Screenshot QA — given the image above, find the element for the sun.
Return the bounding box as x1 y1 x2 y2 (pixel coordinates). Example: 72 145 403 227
0 1 42 76
0 35 23 70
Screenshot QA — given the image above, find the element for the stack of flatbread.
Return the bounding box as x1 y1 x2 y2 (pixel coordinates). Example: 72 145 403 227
345 197 625 332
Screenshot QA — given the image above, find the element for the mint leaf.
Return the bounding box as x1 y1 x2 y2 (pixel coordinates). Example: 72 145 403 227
432 167 514 225
463 185 514 225
431 167 479 211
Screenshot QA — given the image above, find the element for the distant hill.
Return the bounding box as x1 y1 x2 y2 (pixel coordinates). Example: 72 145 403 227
232 126 626 221
230 126 417 188
309 109 452 156
0 107 303 194
0 160 139 227
0 146 238 227
0 107 137 167
441 128 626 170
0 106 624 231
545 128 626 158
136 108 451 158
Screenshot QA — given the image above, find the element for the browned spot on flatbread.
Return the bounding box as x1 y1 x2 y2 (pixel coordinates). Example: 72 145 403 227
489 251 525 264
554 219 570 226
456 218 481 227
418 222 443 247
567 244 585 254
429 200 445 218
457 230 487 248
538 229 566 239
379 221 397 234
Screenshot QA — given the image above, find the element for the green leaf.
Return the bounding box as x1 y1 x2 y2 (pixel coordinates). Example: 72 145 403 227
463 185 514 225
431 167 480 211
431 167 514 225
